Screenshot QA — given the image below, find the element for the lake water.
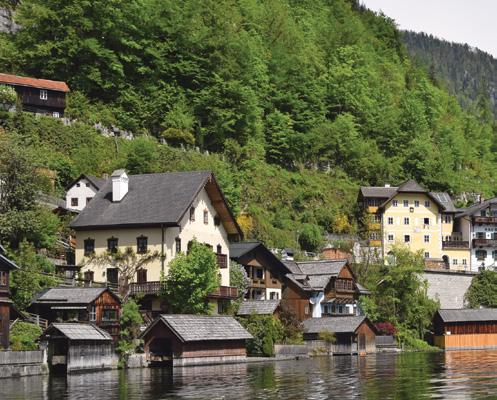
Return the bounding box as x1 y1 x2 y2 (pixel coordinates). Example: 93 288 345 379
3 351 497 399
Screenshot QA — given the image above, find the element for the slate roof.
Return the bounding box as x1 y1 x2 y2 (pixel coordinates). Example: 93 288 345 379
397 179 428 193
303 316 368 334
437 308 497 323
229 242 261 259
0 73 70 92
359 186 398 198
430 192 457 212
237 300 280 316
283 260 349 291
31 287 118 305
49 323 112 341
456 198 497 218
355 283 372 295
0 251 19 270
70 171 242 236
142 315 252 342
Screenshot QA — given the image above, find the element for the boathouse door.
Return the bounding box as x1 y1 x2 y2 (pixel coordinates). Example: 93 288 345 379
358 334 366 352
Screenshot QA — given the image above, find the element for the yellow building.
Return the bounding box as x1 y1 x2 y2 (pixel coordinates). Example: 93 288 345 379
359 180 470 269
70 170 243 313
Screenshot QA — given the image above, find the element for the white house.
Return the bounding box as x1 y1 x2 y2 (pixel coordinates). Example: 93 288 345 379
65 174 107 212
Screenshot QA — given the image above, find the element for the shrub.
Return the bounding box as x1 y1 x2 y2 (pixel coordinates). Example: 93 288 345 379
376 322 397 336
9 321 42 351
238 314 284 357
0 84 17 106
318 330 336 344
298 223 324 252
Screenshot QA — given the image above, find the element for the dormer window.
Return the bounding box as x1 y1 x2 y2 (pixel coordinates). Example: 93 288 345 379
203 209 209 224
137 235 148 254
189 207 195 222
40 89 48 100
107 237 118 253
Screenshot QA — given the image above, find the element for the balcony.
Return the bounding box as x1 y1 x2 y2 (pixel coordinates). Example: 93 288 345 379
368 240 382 247
335 279 354 292
442 241 469 249
207 286 238 299
129 281 162 295
368 222 381 231
473 238 497 248
474 216 497 224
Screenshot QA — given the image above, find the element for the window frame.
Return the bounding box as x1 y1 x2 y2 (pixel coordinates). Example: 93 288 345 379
175 237 181 254
83 238 95 257
0 271 7 286
425 200 430 208
136 235 148 254
40 89 48 100
107 237 119 254
404 217 410 225
403 200 409 207
203 209 209 225
392 200 398 207
414 200 420 207
71 197 78 207
404 235 410 243
189 206 195 222
102 308 118 322
388 217 394 225
424 235 430 243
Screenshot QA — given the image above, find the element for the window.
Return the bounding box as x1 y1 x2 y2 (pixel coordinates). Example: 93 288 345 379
269 292 279 300
76 183 81 187
424 252 430 259
387 234 394 242
40 89 47 100
476 250 487 261
255 268 264 279
338 305 344 314
52 111 60 118
462 259 467 265
175 237 181 254
71 198 78 207
393 200 398 207
107 237 118 253
0 271 7 286
452 259 458 266
102 309 118 322
304 305 309 315
414 200 420 207
404 217 410 225
189 206 195 221
424 218 430 226
367 198 380 207
203 209 209 224
369 232 380 240
493 251 497 260
404 235 410 243
89 306 96 322
372 214 381 223
84 238 95 257
137 236 148 254
425 200 430 207
137 269 147 284
388 217 394 225
403 200 409 207
424 235 430 243
443 215 452 224
86 197 92 204
217 244 222 254
476 232 485 239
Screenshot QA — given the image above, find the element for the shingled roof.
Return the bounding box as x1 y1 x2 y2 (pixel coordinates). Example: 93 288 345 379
284 260 349 291
437 308 497 323
0 245 19 270
66 174 107 191
31 287 119 305
229 242 261 259
303 316 370 334
237 300 280 316
0 73 70 92
142 315 252 342
70 171 242 237
360 186 398 198
46 323 112 341
456 197 497 218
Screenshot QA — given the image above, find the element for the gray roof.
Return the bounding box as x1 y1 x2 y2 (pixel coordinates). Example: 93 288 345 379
0 252 19 270
397 179 428 193
31 287 118 305
237 300 280 316
437 308 497 323
66 174 107 191
49 323 112 341
355 283 371 295
70 171 241 237
360 186 398 198
229 242 261 259
143 315 252 342
303 316 368 334
456 198 497 218
284 260 349 291
430 192 457 212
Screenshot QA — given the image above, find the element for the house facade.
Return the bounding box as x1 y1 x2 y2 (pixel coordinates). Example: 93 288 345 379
229 241 289 301
70 170 243 313
0 245 19 349
359 180 470 269
0 72 69 117
65 174 107 212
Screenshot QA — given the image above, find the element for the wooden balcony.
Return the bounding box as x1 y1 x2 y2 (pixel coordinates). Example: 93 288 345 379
442 241 469 249
217 254 228 269
474 216 497 224
129 281 162 295
335 279 354 292
473 238 497 248
207 286 238 300
368 239 382 247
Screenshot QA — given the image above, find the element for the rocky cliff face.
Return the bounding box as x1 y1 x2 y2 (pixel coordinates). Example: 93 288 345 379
0 7 19 34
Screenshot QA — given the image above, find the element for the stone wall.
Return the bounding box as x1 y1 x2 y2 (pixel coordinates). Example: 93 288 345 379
0 7 19 34
423 269 477 309
0 350 49 379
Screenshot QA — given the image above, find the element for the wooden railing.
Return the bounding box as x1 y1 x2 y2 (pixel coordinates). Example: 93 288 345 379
208 286 238 299
335 279 354 292
24 312 48 330
129 281 162 295
442 241 469 249
474 216 497 224
473 239 497 247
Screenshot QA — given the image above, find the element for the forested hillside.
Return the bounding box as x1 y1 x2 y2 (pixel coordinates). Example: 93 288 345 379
0 0 496 251
403 30 497 118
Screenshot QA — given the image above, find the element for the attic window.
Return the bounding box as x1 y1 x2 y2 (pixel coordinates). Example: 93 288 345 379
40 89 47 100
189 207 195 222
203 209 209 224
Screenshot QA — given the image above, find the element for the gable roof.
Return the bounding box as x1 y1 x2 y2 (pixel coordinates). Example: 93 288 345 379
0 73 70 92
46 323 112 341
283 259 349 291
430 192 457 212
229 241 290 274
31 287 119 305
437 308 497 323
303 316 374 334
70 171 242 237
229 242 261 259
141 315 252 342
359 186 398 198
66 174 107 191
237 300 280 316
0 245 19 270
456 198 497 218
397 179 428 193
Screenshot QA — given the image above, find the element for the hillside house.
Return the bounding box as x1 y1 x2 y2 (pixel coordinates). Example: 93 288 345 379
0 72 69 117
29 287 121 340
70 170 243 314
229 241 290 301
65 174 107 212
0 245 18 349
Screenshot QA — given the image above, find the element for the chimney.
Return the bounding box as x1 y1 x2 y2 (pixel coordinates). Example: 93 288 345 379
102 172 109 180
384 184 391 188
111 169 128 202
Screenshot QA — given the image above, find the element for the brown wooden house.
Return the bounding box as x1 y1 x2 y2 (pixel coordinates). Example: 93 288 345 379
282 260 368 321
141 314 252 366
0 72 69 117
229 241 290 301
303 316 378 354
29 287 121 340
433 309 497 350
0 245 19 349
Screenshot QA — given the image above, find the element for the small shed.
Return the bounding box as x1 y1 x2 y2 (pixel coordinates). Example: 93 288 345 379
237 300 281 317
303 316 377 354
141 314 252 366
433 308 497 350
41 323 117 373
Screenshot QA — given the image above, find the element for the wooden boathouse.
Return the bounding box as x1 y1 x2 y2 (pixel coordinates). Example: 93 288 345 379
141 314 252 366
433 308 497 350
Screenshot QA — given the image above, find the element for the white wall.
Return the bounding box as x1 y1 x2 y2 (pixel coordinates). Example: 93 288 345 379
66 178 99 211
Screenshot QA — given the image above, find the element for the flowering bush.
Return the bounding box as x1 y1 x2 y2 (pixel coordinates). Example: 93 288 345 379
376 321 397 336
0 84 17 105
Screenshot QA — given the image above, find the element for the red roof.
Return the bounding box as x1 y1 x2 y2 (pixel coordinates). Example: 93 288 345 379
0 73 70 92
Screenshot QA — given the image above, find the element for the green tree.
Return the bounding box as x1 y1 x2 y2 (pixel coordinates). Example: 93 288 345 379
162 239 219 314
466 270 497 308
9 321 42 351
237 314 284 357
229 261 250 312
116 299 144 364
298 223 323 253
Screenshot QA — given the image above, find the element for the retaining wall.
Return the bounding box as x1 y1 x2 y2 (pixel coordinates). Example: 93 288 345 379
0 350 49 379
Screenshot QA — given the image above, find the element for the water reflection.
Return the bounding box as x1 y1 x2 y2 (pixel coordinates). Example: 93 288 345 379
4 351 497 399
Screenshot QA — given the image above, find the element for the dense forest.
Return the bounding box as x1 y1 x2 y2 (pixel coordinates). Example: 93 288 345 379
403 30 497 118
0 0 496 251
